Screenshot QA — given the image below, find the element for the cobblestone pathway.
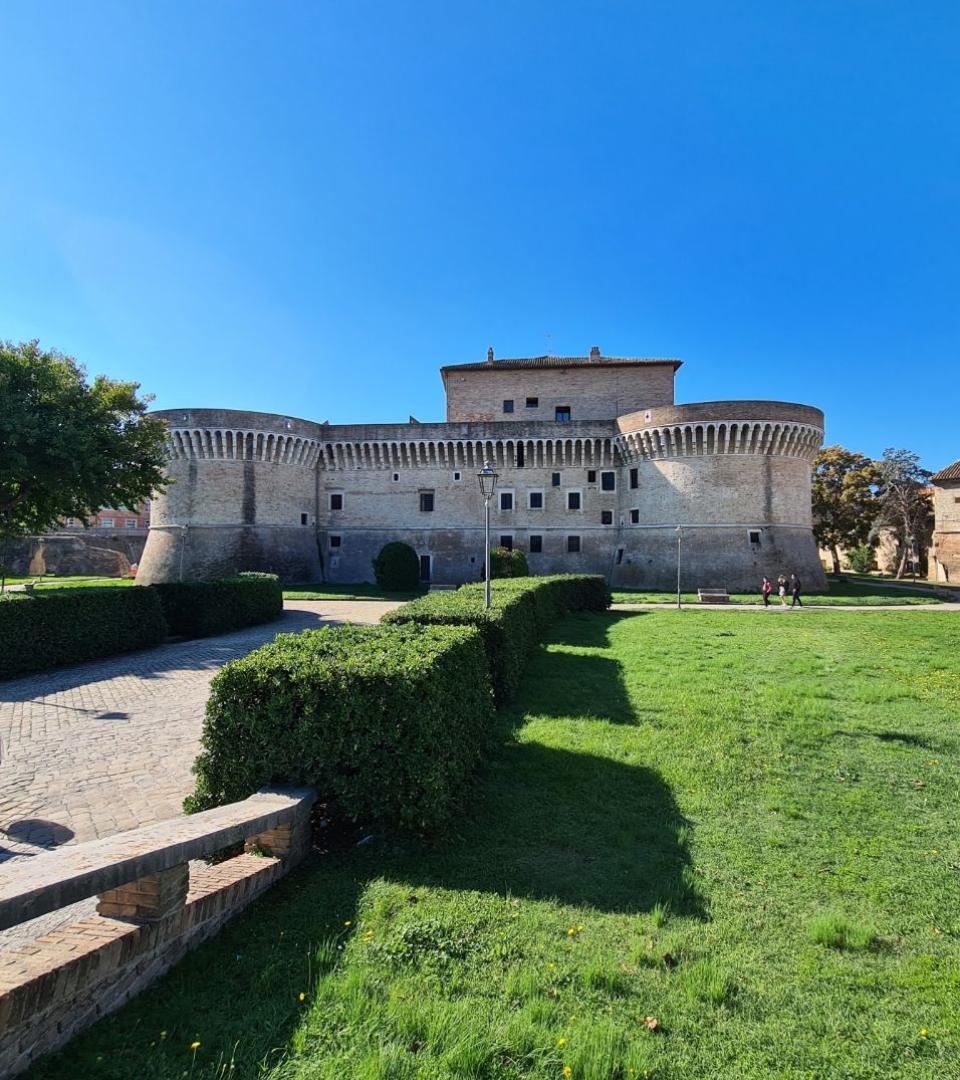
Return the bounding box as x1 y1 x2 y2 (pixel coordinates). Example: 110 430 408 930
0 601 398 863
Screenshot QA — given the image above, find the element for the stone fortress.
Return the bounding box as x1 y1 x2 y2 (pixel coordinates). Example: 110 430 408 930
137 348 828 591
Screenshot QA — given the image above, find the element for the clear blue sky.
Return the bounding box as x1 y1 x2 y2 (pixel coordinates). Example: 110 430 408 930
1 2 957 470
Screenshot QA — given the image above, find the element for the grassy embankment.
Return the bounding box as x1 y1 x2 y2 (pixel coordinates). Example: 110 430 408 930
28 608 960 1080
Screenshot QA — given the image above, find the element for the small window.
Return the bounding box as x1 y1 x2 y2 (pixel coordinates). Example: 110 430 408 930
330 493 343 511
529 534 543 553
499 491 513 511
101 518 115 528
555 406 571 422
955 496 960 504
420 492 435 512
393 473 400 482
65 518 76 527
529 491 543 510
453 471 461 482
629 467 638 489
125 518 138 528
329 534 342 549
567 491 581 511
526 396 539 408
567 535 581 553
300 513 309 526
601 510 613 525
587 470 597 484
551 472 561 487
499 535 513 551
601 471 615 491
503 399 514 414
630 509 640 524
748 529 762 546
616 547 624 565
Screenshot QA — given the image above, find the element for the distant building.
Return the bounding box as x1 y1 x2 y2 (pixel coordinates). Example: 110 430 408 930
138 348 827 591
929 460 960 583
62 503 151 531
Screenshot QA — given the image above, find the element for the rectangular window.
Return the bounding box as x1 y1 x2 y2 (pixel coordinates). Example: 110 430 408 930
393 473 400 482
101 518 115 528
567 535 581 553
529 534 543 553
453 471 461 482
419 555 432 582
601 510 613 525
748 529 762 546
528 491 543 510
630 467 638 489
499 535 513 550
329 493 343 511
555 406 571 422
499 491 513 511
587 470 597 484
616 547 624 565
630 509 640 524
329 534 342 549
567 491 581 511
125 518 138 528
526 396 539 408
551 472 561 487
300 513 309 526
65 518 76 527
420 492 435 512
516 444 525 467
503 399 514 414
601 471 615 491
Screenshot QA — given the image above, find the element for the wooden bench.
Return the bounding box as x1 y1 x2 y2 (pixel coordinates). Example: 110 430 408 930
697 588 731 604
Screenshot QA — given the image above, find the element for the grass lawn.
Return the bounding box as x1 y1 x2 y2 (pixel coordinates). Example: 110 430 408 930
283 582 429 601
612 579 945 606
0 574 133 589
28 610 960 1079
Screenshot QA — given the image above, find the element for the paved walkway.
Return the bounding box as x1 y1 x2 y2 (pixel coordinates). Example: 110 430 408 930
0 601 398 863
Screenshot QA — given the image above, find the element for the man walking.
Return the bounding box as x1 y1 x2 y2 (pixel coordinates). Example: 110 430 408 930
790 574 803 607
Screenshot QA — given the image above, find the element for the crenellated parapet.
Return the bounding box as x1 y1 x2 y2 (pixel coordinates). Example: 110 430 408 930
615 401 823 464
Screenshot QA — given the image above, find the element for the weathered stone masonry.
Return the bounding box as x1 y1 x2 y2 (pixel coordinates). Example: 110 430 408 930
137 350 827 591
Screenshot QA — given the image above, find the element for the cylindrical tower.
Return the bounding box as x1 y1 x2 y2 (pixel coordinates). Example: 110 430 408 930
137 409 325 585
613 401 826 591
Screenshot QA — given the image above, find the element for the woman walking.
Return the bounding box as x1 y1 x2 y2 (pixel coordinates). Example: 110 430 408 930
777 575 788 606
761 577 773 607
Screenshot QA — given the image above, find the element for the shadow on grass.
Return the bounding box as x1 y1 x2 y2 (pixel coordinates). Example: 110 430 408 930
545 609 647 648
833 729 942 752
522 649 636 725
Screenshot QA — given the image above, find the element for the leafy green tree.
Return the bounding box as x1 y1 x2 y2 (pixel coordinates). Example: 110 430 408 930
874 448 933 579
811 445 881 575
0 340 168 545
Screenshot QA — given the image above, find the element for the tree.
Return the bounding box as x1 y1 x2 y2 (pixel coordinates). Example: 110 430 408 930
0 340 169 545
372 541 420 591
811 445 881 575
874 448 933 579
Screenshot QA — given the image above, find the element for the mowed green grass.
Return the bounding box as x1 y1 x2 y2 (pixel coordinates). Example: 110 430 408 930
0 574 133 589
29 611 960 1080
283 582 428 601
612 579 944 606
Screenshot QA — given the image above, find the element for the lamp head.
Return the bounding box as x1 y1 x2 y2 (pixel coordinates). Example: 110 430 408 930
477 461 499 498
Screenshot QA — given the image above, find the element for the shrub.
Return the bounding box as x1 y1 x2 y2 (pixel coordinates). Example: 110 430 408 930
151 572 282 638
0 586 166 679
186 623 493 832
383 575 610 705
490 547 529 579
372 542 421 592
846 545 875 575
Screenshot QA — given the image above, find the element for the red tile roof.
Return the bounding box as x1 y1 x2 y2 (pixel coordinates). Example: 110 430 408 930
441 355 683 376
931 459 960 483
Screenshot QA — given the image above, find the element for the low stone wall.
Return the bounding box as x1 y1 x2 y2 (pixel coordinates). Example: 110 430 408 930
0 787 315 1077
2 533 147 578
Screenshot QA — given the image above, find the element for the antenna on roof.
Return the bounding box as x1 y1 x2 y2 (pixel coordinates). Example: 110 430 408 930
487 346 494 363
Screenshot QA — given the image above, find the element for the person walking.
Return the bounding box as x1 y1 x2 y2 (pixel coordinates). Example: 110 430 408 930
777 575 788 606
761 577 773 607
790 574 803 607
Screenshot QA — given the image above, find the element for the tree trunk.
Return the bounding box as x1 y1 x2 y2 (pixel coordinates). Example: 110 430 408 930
830 545 841 575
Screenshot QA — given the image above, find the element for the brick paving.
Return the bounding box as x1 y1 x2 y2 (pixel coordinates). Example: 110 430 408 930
0 601 398 864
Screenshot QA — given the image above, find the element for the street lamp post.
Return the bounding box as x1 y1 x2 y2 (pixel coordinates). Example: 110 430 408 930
675 525 683 610
477 461 499 609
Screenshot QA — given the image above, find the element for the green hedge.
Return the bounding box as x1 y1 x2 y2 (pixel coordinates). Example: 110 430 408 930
151 572 282 638
0 587 167 679
372 541 421 591
382 575 610 705
186 623 493 832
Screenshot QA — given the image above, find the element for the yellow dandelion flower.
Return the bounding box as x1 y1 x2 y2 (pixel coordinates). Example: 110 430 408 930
190 1041 201 1051
299 992 306 1002
920 1028 928 1038
344 920 352 927
557 1036 567 1046
563 1068 573 1078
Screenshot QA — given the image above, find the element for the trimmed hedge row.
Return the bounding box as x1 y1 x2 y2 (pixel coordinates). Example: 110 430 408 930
151 572 283 638
0 587 167 679
382 574 610 705
186 623 494 832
